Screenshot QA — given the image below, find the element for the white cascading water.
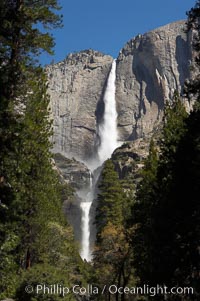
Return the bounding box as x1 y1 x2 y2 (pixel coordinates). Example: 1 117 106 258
80 59 119 261
80 201 92 261
98 59 119 163
80 173 93 261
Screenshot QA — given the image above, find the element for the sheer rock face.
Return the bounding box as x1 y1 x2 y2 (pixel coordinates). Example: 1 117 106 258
116 20 192 141
53 153 91 190
46 50 113 161
47 21 192 162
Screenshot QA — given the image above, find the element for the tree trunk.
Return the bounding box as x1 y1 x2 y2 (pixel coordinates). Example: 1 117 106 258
26 248 31 269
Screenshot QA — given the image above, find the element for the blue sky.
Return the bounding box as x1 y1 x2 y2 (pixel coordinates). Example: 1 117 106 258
40 0 195 65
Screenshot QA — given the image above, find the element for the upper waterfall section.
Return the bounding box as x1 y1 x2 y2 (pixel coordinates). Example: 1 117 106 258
47 21 192 163
98 60 119 164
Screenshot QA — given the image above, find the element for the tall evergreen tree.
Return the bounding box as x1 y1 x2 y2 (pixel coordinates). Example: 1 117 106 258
186 0 200 109
0 1 85 299
94 160 135 301
160 1 200 294
95 160 125 238
131 94 188 291
129 2 200 298
130 139 159 285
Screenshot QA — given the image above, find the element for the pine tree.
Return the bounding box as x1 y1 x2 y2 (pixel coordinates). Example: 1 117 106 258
94 160 134 301
157 2 200 293
166 110 200 294
130 3 200 298
95 160 126 238
131 140 159 284
186 0 200 105
131 95 188 289
0 1 85 299
0 0 62 171
0 0 62 216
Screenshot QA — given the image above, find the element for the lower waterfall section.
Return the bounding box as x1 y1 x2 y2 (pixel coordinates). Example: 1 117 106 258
79 169 101 262
80 201 92 261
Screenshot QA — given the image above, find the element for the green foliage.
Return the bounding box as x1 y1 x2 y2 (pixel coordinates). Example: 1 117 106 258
165 109 200 293
93 223 135 301
0 1 84 299
16 264 75 301
161 92 188 161
131 94 189 288
0 0 62 60
186 1 200 103
0 231 20 298
93 160 136 300
95 160 126 237
187 1 200 56
128 4 200 299
130 139 159 284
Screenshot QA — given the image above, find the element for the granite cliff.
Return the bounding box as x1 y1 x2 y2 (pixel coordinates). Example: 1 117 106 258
46 49 113 161
47 21 192 163
45 20 194 254
116 20 192 141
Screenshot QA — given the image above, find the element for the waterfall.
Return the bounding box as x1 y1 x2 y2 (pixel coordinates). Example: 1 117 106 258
98 59 119 163
79 171 94 261
80 59 119 261
80 200 92 261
